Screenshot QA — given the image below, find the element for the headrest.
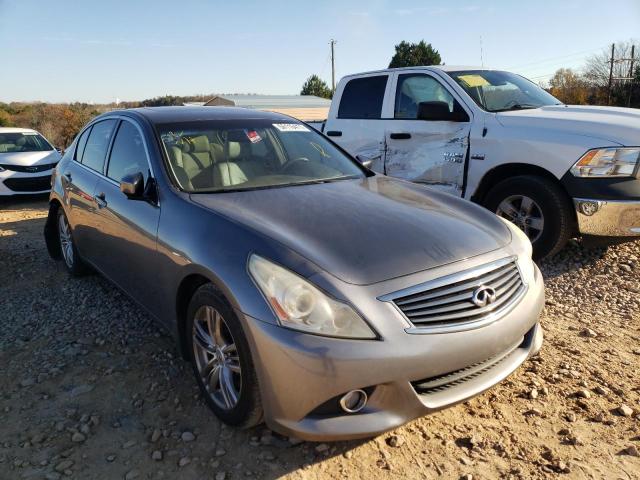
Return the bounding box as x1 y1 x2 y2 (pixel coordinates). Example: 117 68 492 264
228 142 241 159
182 135 210 153
16 136 26 146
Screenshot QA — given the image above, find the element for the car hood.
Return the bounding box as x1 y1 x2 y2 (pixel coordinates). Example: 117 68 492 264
0 150 60 166
191 176 511 285
496 105 640 146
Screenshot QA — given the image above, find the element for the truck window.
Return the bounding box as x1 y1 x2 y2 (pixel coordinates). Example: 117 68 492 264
395 74 455 119
338 75 388 119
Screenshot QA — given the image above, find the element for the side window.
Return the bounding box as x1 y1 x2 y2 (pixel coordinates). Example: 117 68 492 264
81 119 117 173
74 127 91 162
106 121 150 183
395 74 455 119
338 75 388 119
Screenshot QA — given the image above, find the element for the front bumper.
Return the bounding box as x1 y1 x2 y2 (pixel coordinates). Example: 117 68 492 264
573 198 640 237
240 263 545 441
0 169 52 195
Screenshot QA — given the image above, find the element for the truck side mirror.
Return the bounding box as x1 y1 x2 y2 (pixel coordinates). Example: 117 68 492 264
417 101 469 122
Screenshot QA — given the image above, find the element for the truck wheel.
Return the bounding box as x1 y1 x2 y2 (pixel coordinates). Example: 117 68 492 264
483 175 575 260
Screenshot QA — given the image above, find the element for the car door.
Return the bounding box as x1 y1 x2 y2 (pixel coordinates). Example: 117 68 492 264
384 73 472 197
92 118 162 314
325 74 390 172
61 119 117 261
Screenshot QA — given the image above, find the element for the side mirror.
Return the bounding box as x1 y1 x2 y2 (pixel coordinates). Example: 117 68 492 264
417 101 469 122
355 154 373 169
120 172 145 199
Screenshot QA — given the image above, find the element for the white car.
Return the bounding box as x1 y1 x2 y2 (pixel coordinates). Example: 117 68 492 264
321 66 640 258
0 128 61 195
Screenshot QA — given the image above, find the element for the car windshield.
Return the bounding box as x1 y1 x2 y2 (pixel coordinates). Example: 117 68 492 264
0 132 53 153
448 70 562 112
157 119 367 192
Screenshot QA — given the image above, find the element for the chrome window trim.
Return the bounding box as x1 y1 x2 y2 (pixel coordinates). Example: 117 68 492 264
70 115 159 204
378 256 527 334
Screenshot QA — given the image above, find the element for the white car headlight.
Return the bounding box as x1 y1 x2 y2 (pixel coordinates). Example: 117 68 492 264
499 217 536 284
571 148 640 178
248 255 376 339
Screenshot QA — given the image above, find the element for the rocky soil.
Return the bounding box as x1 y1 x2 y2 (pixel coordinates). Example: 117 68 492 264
0 195 639 480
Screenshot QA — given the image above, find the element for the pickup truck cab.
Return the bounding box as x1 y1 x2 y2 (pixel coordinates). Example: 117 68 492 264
322 66 640 258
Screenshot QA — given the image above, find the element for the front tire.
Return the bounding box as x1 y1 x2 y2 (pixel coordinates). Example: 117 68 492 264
186 284 263 428
483 175 575 260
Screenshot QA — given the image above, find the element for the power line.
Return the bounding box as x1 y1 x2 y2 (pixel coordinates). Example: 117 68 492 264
505 45 608 71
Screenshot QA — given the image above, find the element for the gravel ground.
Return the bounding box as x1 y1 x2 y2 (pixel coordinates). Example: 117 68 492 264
0 195 639 480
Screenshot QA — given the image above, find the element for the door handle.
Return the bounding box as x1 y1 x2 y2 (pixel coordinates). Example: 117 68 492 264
94 192 107 209
326 131 342 137
390 133 411 140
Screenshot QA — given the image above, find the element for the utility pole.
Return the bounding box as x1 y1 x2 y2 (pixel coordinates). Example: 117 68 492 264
627 45 635 108
607 43 615 106
479 35 484 68
330 39 337 93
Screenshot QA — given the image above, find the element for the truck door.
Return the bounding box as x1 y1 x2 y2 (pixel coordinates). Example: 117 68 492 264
384 73 472 197
324 74 390 172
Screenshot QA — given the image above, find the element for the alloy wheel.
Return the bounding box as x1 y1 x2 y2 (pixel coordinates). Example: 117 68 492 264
496 195 545 243
58 214 74 268
192 305 242 410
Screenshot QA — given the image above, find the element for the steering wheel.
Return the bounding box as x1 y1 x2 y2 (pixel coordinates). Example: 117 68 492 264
281 157 311 175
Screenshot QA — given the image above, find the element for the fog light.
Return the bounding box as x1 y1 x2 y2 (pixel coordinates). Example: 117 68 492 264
578 200 601 216
339 389 367 413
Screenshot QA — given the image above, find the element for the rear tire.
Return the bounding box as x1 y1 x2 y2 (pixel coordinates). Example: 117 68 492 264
186 284 263 428
57 209 88 276
483 175 575 260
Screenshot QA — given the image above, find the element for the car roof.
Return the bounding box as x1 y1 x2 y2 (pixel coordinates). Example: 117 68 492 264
0 127 38 133
340 65 493 79
109 106 298 125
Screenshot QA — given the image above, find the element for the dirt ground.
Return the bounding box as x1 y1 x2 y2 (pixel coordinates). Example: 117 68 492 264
0 195 639 480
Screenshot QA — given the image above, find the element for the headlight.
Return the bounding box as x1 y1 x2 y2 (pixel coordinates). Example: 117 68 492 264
499 217 536 284
248 254 376 339
571 148 640 178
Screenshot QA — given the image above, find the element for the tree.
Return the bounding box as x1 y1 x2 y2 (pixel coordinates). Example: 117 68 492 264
389 40 441 68
300 75 332 99
549 68 588 105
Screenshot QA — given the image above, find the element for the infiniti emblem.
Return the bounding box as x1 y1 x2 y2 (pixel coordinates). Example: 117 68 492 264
471 286 497 307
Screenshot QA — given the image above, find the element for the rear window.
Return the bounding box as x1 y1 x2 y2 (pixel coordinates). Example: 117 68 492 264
338 75 388 119
81 120 117 173
0 132 53 153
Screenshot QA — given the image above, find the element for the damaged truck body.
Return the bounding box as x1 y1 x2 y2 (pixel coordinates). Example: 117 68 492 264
320 66 640 259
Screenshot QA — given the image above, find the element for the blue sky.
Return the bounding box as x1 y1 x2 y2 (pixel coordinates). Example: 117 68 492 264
0 0 638 103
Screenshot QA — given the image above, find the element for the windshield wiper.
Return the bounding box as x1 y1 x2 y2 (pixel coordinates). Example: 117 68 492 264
492 104 539 112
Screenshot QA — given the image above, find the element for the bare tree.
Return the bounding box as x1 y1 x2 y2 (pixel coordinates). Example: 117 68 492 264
584 40 638 87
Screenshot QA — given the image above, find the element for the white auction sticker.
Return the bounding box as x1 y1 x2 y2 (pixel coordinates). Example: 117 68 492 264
273 123 310 132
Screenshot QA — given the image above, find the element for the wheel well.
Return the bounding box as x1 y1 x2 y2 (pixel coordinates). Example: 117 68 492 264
175 274 215 359
45 199 62 259
471 164 562 204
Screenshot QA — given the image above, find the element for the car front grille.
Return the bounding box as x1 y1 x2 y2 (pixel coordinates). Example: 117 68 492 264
387 257 525 331
3 175 52 192
0 162 57 173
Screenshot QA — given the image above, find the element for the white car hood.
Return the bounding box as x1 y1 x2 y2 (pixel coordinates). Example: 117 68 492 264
0 150 61 166
495 105 640 146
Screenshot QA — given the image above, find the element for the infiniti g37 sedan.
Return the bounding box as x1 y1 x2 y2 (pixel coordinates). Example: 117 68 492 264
0 128 61 195
45 107 544 440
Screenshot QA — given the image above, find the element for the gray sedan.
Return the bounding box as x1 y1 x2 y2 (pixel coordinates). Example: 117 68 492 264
45 107 544 441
